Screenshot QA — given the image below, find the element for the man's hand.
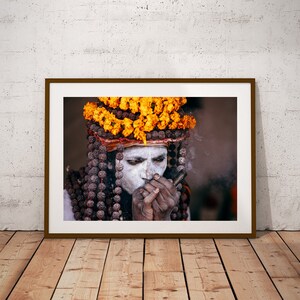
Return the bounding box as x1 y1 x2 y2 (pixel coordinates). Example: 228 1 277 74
132 187 159 221
142 174 180 221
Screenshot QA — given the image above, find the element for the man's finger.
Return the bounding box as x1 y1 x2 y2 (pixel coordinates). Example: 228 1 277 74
153 174 174 190
144 188 159 207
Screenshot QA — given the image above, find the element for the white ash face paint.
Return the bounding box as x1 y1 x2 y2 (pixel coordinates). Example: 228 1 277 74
119 145 168 195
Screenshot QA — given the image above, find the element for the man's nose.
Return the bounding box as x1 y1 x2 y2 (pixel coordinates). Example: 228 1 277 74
141 161 154 181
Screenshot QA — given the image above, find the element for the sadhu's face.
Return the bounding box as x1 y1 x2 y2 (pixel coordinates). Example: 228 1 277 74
119 145 168 194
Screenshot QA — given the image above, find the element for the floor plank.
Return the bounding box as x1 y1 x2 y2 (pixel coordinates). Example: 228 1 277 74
0 231 43 260
0 232 43 300
8 239 75 300
181 239 235 300
144 239 183 272
0 231 15 252
250 231 300 299
52 239 109 300
215 239 281 300
144 271 189 300
98 239 143 300
144 239 188 300
278 231 300 261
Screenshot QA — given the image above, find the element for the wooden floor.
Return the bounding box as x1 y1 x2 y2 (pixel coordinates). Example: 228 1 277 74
0 231 299 299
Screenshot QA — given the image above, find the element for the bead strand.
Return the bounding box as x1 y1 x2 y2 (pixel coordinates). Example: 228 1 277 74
96 145 107 220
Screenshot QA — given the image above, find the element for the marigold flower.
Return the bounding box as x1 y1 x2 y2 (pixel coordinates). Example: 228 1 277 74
119 97 130 110
83 102 98 120
134 128 147 144
129 99 139 114
84 96 196 143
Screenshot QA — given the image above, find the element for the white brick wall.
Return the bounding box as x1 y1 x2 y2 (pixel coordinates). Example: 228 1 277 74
0 0 299 230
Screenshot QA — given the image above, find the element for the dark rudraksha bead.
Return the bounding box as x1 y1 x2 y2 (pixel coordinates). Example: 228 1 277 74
112 211 120 219
146 133 152 140
116 163 124 171
87 152 94 160
97 192 105 200
85 208 93 217
178 157 186 165
113 203 121 211
88 183 97 191
88 191 96 199
169 143 176 151
129 113 135 120
80 207 85 215
175 130 181 138
182 211 188 220
166 130 172 138
94 141 100 148
122 111 129 119
77 195 84 201
98 183 106 191
115 110 122 118
98 170 106 179
171 213 177 220
97 201 106 210
179 148 187 157
115 171 123 179
169 158 177 166
90 175 98 183
88 136 96 143
88 144 94 151
182 203 188 210
176 212 182 220
70 193 76 199
93 150 100 157
99 162 107 170
98 128 105 136
114 187 122 194
99 145 106 153
97 210 105 220
86 200 94 208
169 151 176 158
116 152 124 160
71 199 78 206
78 200 84 208
72 206 79 213
91 159 99 167
99 153 107 161
114 195 121 202
90 124 97 131
152 131 158 139
68 188 74 194
89 167 99 175
158 131 165 139
74 212 81 220
115 179 122 187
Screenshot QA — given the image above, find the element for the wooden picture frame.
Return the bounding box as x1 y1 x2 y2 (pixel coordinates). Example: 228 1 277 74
45 78 255 238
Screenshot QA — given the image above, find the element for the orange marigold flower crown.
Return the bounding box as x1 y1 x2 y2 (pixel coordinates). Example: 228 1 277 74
83 97 196 149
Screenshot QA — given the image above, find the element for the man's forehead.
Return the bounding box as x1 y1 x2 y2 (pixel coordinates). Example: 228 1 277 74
123 146 167 158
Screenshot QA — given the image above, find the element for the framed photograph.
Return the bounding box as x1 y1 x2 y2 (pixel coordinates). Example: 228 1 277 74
45 78 255 238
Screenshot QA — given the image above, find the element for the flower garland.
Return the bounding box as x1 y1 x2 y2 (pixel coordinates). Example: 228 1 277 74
83 97 196 144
